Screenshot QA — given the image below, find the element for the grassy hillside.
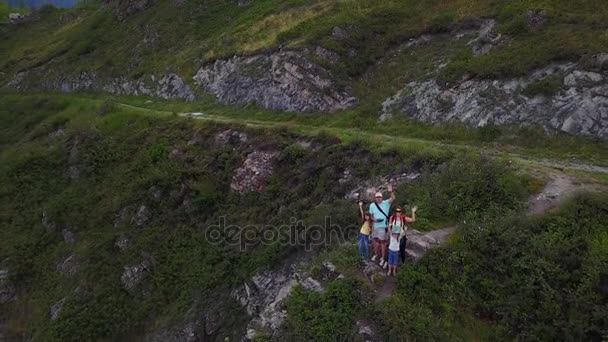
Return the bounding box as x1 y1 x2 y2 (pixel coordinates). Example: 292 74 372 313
1 0 607 99
1 0 608 339
2 92 581 340
288 192 608 341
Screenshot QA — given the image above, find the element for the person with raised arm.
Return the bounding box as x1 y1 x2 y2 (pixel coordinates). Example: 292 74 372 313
368 184 395 269
357 201 373 259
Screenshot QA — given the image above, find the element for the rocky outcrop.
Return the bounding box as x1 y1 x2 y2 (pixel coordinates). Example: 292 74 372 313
50 298 67 321
230 151 278 193
0 268 16 304
6 71 195 101
232 262 336 340
193 51 356 113
8 13 28 25
345 171 421 201
56 254 79 276
103 0 154 21
132 205 151 227
121 257 152 291
382 63 608 140
405 227 456 260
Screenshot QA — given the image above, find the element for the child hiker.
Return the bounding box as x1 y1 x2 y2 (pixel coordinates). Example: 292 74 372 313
387 206 417 275
387 232 401 276
358 201 372 258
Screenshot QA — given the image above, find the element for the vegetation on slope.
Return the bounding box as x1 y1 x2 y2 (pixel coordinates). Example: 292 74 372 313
0 92 544 340
285 193 608 341
2 0 607 88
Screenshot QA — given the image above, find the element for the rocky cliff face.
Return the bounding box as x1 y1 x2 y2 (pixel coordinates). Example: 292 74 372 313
193 51 357 113
381 60 608 140
6 71 195 101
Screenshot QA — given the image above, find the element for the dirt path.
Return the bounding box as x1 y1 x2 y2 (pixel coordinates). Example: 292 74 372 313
527 172 605 216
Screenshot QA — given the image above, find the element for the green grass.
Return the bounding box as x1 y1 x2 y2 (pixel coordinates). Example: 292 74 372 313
59 91 608 168
2 0 608 100
378 192 608 341
0 91 604 340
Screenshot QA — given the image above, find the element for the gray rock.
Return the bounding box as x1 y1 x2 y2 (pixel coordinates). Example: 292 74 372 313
563 70 603 87
313 46 339 64
48 127 65 139
8 13 27 24
346 172 421 201
121 258 152 291
148 186 163 201
168 148 185 161
356 320 374 340
66 166 80 179
114 207 131 228
6 71 195 102
590 53 608 71
405 227 456 260
103 0 153 21
132 205 151 226
468 19 503 56
0 268 16 304
50 297 67 320
382 63 608 140
331 25 354 40
214 129 247 146
56 254 79 276
115 235 131 251
62 229 76 244
232 270 298 338
527 9 548 28
230 151 278 193
42 211 56 232
193 51 356 113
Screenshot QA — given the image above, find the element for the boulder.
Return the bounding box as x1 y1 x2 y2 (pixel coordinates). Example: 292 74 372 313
527 9 548 28
121 258 152 291
193 51 356 113
62 229 76 244
115 235 131 251
50 298 67 321
468 19 503 56
230 151 278 193
8 13 27 25
405 227 456 260
132 205 151 226
563 70 603 87
56 254 79 276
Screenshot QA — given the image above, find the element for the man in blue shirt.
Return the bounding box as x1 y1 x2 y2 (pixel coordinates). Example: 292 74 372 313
368 184 395 269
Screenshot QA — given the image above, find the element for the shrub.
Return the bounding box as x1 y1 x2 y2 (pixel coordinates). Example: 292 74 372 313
96 100 114 116
286 280 359 341
522 75 563 97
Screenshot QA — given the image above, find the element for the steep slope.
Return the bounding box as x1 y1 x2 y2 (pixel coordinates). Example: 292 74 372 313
0 91 606 340
2 0 608 138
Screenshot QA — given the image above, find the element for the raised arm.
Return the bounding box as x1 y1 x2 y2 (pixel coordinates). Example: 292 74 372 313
387 184 396 204
358 201 365 221
404 206 417 223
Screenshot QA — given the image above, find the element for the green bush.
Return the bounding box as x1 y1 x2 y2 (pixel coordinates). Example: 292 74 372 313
286 280 360 341
398 155 528 229
522 75 564 97
382 193 608 340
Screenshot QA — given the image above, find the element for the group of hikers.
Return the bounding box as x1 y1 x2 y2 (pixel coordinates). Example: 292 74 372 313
357 185 417 276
